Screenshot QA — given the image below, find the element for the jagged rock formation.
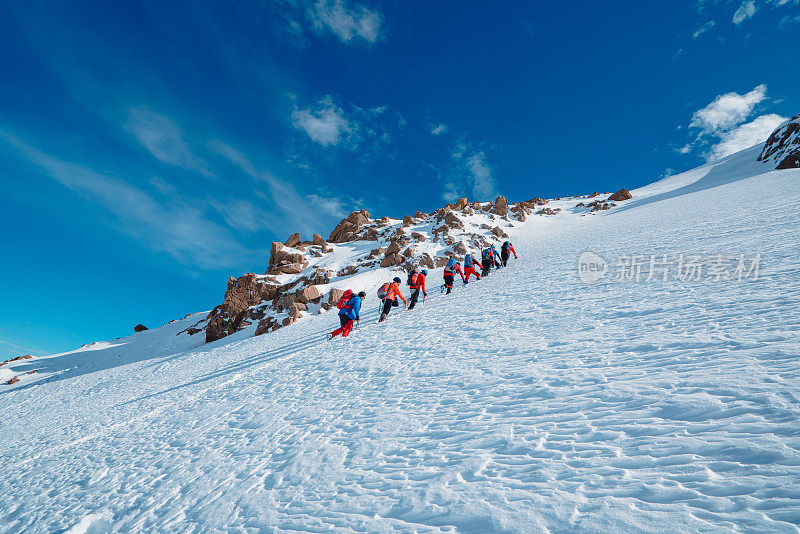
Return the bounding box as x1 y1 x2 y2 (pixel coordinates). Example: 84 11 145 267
133 324 148 333
608 189 632 201
758 114 800 170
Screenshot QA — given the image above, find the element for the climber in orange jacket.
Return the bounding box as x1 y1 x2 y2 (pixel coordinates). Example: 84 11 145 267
408 269 427 310
379 277 406 322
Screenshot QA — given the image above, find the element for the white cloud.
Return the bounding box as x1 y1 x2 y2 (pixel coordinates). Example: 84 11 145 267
125 108 213 177
308 0 383 44
708 113 787 160
676 144 693 154
431 123 448 136
1 132 253 269
733 0 757 23
306 194 348 218
690 84 768 134
465 152 496 199
693 20 715 38
291 96 354 147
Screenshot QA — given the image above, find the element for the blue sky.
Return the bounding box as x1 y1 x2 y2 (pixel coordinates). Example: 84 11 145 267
1 0 798 358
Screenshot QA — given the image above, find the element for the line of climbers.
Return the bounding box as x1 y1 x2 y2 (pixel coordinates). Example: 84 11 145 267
327 240 517 339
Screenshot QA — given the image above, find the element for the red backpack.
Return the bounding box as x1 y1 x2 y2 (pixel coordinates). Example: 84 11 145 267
336 289 354 309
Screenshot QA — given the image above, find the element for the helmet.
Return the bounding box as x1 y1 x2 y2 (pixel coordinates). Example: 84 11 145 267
421 269 428 275
393 277 401 284
358 291 366 298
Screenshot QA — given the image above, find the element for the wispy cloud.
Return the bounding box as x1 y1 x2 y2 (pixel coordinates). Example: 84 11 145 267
125 108 213 177
1 132 254 269
291 96 354 147
308 0 383 44
443 142 497 202
209 139 356 235
733 0 757 24
692 20 716 38
431 123 448 136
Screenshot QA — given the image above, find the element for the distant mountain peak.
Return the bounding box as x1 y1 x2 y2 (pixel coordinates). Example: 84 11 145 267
758 113 800 170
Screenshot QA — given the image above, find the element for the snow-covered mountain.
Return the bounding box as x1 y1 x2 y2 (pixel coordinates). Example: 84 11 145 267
758 113 800 170
2 137 800 532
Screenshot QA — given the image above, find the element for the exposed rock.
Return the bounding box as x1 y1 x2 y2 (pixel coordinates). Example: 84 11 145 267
281 316 295 327
608 188 632 201
255 317 277 336
295 285 321 304
758 114 800 169
205 314 229 343
328 210 370 243
6 376 20 385
587 200 610 212
454 241 468 255
134 324 148 333
284 232 302 247
419 253 435 269
381 253 403 267
328 288 345 306
279 263 304 275
402 215 414 227
576 202 585 207
411 232 426 242
414 211 427 219
491 226 508 238
386 240 401 255
337 265 358 277
489 196 509 216
444 212 464 229
186 327 202 336
289 302 307 318
454 197 469 210
402 247 414 258
434 257 449 268
587 192 599 198
536 207 562 215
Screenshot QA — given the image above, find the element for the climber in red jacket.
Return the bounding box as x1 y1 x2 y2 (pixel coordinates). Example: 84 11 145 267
408 269 427 309
501 241 517 267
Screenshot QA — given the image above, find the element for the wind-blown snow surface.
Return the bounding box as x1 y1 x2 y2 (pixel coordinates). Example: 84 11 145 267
2 152 800 532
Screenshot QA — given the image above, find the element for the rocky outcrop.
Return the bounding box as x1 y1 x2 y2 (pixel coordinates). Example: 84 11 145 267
133 324 148 333
608 189 632 201
488 196 509 216
284 232 302 248
758 114 800 170
266 242 307 275
536 207 562 215
205 273 281 343
328 210 371 243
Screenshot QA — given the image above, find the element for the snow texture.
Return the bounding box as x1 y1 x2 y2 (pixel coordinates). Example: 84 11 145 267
1 146 800 532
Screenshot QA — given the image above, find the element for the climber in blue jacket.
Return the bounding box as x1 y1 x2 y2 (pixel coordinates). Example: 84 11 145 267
328 290 365 339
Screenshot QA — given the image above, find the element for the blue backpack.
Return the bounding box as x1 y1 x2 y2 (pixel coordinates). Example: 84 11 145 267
445 258 457 270
464 253 474 267
481 248 491 261
502 241 510 251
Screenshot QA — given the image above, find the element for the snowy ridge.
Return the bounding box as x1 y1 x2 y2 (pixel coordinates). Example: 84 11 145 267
2 150 800 532
758 113 800 170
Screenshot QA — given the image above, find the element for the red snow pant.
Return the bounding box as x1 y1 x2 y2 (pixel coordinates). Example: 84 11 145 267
464 266 481 281
330 314 354 338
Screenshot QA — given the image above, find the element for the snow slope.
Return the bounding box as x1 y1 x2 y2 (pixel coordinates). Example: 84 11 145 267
1 151 800 532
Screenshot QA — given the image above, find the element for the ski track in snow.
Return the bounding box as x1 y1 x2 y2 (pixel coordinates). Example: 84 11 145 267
2 162 800 532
